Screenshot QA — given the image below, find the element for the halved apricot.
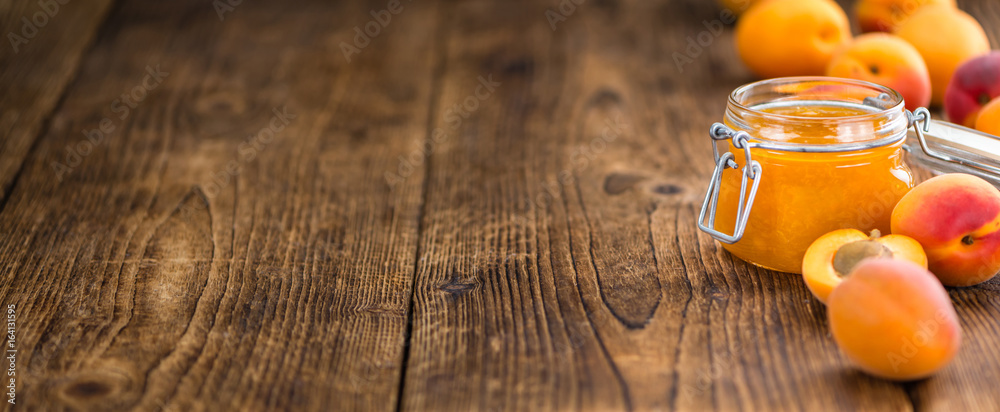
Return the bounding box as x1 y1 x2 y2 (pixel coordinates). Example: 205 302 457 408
802 229 927 304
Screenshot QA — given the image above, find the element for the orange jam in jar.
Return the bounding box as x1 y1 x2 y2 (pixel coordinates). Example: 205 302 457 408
699 78 915 274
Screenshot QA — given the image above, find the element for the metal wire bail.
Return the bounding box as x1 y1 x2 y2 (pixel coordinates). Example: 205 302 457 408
907 108 1000 178
698 123 763 244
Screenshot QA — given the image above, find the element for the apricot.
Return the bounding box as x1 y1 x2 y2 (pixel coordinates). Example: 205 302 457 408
828 259 961 381
803 229 927 304
855 0 955 33
945 52 1000 127
894 5 990 106
735 0 851 78
891 174 1000 286
975 97 1000 136
826 33 931 111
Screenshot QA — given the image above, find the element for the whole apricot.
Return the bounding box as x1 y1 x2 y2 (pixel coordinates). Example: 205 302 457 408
944 52 1000 127
826 33 931 110
735 0 851 78
975 97 1000 137
803 228 927 304
891 173 1000 286
894 5 990 106
855 0 955 33
828 259 961 381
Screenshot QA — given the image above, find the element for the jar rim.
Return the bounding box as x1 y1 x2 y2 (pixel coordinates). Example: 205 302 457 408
726 77 909 152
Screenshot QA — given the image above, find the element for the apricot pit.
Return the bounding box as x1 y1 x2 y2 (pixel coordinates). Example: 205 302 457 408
832 236 893 276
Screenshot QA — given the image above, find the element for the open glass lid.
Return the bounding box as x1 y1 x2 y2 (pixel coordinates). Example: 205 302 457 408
904 108 1000 186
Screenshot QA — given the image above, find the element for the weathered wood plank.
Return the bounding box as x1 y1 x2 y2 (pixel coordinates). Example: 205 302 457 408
0 0 114 205
0 0 437 410
403 0 1000 411
2 0 1000 410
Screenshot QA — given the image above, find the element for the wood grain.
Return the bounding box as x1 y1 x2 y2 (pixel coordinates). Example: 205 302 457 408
0 0 114 205
0 0 437 410
401 0 1000 411
0 0 1000 411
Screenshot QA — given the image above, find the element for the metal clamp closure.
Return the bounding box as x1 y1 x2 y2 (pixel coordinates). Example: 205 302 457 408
908 107 1000 177
698 123 763 244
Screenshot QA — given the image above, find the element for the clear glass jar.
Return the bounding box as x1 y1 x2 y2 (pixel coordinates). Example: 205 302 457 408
699 77 915 274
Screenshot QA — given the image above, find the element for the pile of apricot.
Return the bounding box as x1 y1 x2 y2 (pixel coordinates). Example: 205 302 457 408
726 0 1000 130
801 173 1000 380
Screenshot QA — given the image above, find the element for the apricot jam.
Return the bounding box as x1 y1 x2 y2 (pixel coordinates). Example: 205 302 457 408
703 78 914 274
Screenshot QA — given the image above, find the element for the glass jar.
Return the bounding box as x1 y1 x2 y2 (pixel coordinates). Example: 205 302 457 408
698 77 915 274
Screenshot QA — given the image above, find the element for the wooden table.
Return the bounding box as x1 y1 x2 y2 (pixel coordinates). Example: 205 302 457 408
2 0 1000 410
